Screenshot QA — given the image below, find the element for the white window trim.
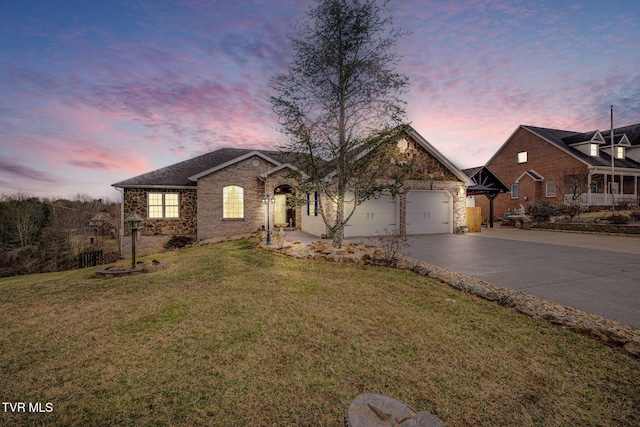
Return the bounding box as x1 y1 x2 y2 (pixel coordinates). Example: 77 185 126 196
517 151 527 163
589 144 599 156
511 184 519 199
546 181 556 198
148 192 179 219
615 146 625 159
223 185 244 219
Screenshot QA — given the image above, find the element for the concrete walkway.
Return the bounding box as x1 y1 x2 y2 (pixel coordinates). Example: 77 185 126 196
284 228 640 329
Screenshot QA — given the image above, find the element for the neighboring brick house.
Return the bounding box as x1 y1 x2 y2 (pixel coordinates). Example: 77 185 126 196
476 123 640 220
112 127 472 254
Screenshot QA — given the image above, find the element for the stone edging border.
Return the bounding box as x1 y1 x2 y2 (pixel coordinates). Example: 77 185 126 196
95 260 167 278
259 240 640 358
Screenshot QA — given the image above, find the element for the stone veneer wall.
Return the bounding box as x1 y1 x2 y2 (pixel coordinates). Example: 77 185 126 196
196 155 302 241
123 188 197 236
121 234 197 258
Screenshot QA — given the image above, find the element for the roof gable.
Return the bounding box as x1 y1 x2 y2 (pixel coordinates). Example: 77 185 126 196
462 166 509 193
406 127 473 185
188 151 281 181
563 130 605 146
487 124 640 171
515 169 544 183
113 148 293 188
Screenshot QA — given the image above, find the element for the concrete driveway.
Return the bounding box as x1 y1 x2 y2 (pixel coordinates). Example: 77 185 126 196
403 228 640 329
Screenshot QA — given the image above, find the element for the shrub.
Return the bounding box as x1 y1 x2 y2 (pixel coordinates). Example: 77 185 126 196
373 228 411 267
630 211 640 222
527 201 556 222
615 199 638 210
164 235 195 250
608 214 631 225
562 203 582 219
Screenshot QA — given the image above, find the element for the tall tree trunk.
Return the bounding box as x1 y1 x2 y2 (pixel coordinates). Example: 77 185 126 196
333 192 345 248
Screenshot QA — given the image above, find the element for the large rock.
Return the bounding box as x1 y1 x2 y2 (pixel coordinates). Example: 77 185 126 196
345 393 445 427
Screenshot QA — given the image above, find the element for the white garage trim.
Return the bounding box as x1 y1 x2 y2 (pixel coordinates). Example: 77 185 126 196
406 190 453 234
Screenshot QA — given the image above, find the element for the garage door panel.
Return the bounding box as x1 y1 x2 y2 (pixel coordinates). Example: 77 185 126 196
344 194 398 237
406 191 452 234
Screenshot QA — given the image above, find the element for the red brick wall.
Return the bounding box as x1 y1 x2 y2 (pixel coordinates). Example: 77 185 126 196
477 127 588 220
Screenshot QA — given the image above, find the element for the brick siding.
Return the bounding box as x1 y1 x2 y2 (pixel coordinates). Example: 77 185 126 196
477 127 587 220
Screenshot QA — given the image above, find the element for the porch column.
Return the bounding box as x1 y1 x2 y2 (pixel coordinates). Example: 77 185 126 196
587 172 592 207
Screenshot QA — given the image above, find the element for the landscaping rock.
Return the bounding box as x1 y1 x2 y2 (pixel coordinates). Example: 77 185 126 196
345 393 445 427
623 341 640 358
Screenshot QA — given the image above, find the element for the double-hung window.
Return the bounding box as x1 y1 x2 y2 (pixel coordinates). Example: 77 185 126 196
223 185 244 219
148 193 179 218
546 181 556 198
511 184 519 199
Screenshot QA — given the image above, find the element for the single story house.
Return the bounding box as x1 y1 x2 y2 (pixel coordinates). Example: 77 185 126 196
112 127 472 254
476 123 640 220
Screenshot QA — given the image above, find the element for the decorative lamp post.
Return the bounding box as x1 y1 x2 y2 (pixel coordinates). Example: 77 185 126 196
125 212 143 268
261 195 275 245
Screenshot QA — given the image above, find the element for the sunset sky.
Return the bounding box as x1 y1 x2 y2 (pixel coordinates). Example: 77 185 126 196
2 0 639 201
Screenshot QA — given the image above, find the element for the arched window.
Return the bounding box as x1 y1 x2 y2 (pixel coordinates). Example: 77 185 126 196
223 185 244 219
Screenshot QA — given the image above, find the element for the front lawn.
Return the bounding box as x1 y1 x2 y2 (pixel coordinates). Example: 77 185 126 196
1 240 638 426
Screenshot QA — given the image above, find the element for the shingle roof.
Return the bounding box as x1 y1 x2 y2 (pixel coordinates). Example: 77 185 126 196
112 148 295 188
523 124 640 170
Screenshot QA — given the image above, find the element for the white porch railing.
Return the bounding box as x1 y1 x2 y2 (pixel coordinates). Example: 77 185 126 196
564 193 639 206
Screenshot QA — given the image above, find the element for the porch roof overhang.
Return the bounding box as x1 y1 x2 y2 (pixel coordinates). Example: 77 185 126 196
588 166 640 176
462 166 509 196
466 185 504 196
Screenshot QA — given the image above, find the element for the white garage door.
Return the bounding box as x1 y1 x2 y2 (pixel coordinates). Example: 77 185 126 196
406 191 452 234
344 193 398 238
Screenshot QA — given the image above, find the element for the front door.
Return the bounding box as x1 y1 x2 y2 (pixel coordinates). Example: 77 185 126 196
274 194 288 226
274 185 295 228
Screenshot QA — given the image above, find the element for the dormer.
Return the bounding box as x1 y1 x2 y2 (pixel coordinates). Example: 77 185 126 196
600 134 631 160
563 131 605 157
626 144 640 162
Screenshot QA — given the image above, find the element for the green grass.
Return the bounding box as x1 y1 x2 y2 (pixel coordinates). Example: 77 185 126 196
1 240 638 426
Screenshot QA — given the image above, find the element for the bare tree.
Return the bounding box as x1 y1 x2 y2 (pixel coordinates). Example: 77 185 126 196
271 0 410 247
561 166 590 205
1 193 48 247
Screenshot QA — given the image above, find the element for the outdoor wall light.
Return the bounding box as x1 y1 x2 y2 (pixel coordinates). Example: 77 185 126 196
125 212 143 268
458 186 466 199
262 195 276 245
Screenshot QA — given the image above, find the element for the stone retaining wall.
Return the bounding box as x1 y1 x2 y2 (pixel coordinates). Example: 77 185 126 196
523 221 640 235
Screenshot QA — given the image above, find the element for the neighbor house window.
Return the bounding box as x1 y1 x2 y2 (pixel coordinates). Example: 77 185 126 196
223 185 244 219
615 146 625 159
517 151 527 163
511 184 519 199
546 181 556 198
148 193 179 219
307 191 318 216
590 144 599 156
